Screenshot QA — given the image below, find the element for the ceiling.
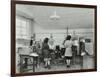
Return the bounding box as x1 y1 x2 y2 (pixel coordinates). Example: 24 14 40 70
16 4 94 29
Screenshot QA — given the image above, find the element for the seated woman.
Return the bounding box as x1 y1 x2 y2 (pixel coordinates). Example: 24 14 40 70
55 45 61 59
42 38 51 69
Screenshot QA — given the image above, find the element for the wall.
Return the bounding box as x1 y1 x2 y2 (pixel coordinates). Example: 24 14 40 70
34 23 94 45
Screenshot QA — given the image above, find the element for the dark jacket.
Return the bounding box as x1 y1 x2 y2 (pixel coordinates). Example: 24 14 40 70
30 40 33 46
42 43 50 58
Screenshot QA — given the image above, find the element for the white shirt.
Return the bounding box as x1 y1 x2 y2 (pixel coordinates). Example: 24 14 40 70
64 40 73 56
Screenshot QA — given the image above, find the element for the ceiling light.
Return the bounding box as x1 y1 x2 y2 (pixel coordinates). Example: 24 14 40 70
50 11 60 20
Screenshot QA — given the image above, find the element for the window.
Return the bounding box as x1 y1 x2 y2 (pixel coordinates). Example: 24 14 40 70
16 16 31 39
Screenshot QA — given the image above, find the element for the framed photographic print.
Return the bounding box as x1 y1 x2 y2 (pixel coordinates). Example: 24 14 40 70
11 0 97 77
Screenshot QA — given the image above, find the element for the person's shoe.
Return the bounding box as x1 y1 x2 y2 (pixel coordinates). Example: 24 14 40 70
48 65 51 69
67 65 70 68
44 65 47 68
47 65 51 69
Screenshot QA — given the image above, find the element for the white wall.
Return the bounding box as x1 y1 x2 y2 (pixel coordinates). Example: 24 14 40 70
0 0 100 77
33 23 94 45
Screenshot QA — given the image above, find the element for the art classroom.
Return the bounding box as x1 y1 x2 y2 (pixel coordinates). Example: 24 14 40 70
15 4 95 73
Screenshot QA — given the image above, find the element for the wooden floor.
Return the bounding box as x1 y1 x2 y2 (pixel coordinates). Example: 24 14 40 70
16 55 94 73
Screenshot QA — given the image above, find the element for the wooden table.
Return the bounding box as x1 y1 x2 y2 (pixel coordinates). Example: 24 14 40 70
20 53 39 73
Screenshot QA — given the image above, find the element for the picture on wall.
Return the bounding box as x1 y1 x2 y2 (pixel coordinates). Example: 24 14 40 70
11 0 97 77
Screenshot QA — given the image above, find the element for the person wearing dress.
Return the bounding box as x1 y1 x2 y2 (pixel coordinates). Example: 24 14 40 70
64 35 73 67
42 38 51 69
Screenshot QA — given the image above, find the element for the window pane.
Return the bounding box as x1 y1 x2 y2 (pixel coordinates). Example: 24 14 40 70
16 16 31 39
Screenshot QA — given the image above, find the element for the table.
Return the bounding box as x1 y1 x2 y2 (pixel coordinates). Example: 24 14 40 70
20 53 39 73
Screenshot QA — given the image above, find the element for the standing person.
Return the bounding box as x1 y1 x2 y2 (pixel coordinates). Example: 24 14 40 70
42 38 51 69
71 39 79 64
48 34 56 63
30 34 36 52
64 35 73 67
48 34 55 53
30 34 39 68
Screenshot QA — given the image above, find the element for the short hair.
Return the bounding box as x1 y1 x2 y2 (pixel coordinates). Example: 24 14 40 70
66 35 71 40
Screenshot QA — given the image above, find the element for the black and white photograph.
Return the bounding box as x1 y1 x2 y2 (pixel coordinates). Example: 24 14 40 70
11 1 97 76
